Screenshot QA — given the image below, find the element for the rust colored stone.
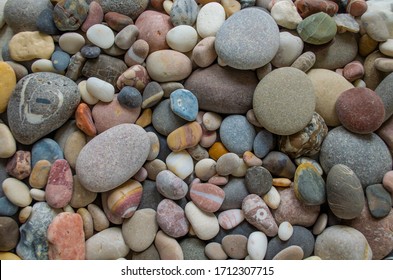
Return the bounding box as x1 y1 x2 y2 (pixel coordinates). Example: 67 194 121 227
295 0 338 18
75 103 97 137
346 0 367 17
45 159 73 209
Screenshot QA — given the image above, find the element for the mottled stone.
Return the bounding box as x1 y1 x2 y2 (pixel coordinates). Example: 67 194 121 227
262 151 296 179
190 183 225 213
76 124 150 192
184 64 258 114
315 225 372 260
9 31 54 62
215 8 279 70
53 0 89 31
157 199 189 238
6 151 31 180
336 88 385 134
45 159 73 209
104 11 134 31
253 67 316 136
169 0 197 26
7 73 80 145
47 212 85 260
272 187 320 227
117 65 150 92
293 163 326 206
16 202 59 260
156 170 188 200
366 184 392 218
278 112 328 158
0 216 19 251
99 0 148 20
222 234 248 259
245 166 272 196
320 126 392 187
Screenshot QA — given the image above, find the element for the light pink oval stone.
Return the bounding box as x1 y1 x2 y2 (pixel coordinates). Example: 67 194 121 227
218 209 245 230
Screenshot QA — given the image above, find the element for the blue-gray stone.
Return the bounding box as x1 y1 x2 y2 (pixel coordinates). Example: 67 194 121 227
80 45 101 59
265 226 315 259
170 0 198 26
16 202 59 260
220 115 256 155
36 8 61 35
118 86 142 109
253 129 276 158
31 138 64 167
139 180 164 211
152 99 187 136
245 166 272 196
219 178 249 211
51 50 70 71
0 196 19 216
170 89 198 121
366 184 392 219
376 72 393 122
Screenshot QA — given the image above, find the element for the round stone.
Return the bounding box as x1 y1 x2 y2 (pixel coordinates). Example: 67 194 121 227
86 227 129 260
219 115 256 155
59 32 85 55
314 225 372 260
75 124 150 192
253 67 316 135
205 242 228 260
293 163 326 206
117 87 141 109
215 7 279 70
86 24 115 49
245 166 273 196
297 12 337 45
253 129 276 159
222 234 248 259
336 87 385 134
0 217 19 251
278 221 294 242
320 126 392 187
51 50 70 72
166 25 198 53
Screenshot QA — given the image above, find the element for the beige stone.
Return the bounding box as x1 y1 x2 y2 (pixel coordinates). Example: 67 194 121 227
0 123 16 158
9 31 55 61
154 230 183 260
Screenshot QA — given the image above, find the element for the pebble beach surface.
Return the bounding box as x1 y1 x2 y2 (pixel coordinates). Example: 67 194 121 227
1 0 393 261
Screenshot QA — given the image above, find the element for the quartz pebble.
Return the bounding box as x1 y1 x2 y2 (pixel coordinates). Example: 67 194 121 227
278 221 293 241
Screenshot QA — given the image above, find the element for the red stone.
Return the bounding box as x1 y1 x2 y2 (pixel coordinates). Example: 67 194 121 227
6 150 31 180
190 183 225 212
336 88 385 134
81 1 104 32
346 0 368 17
342 61 364 82
104 12 134 32
45 159 73 208
295 0 338 18
75 102 97 137
47 212 85 260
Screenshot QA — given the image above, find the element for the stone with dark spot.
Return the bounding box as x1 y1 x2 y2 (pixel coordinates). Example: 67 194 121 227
245 166 272 196
262 151 296 179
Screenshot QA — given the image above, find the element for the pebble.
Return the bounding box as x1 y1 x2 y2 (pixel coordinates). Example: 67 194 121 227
273 187 320 227
170 0 198 26
166 25 198 53
64 130 87 168
243 151 263 167
125 39 150 67
366 184 392 218
180 238 208 260
245 166 272 196
76 208 93 239
218 209 245 230
122 208 158 252
196 2 225 38
262 186 280 210
2 178 32 207
315 225 372 260
278 221 293 242
165 150 194 180
157 199 189 238
47 212 85 260
376 72 393 121
375 58 393 72
156 170 188 200
247 231 268 260
7 73 80 145
69 175 97 208
271 31 304 68
0 216 19 251
221 234 248 259
194 158 216 181
19 206 33 224
76 124 150 192
295 0 338 18
51 50 70 72
85 227 129 260
154 230 183 260
336 88 385 134
312 213 328 235
242 194 278 237
293 163 326 206
320 126 392 187
87 203 110 232
0 195 18 217
45 159 73 209
208 142 229 161
75 103 96 137
36 8 60 35
253 129 275 159
4 61 28 82
144 159 167 181
214 153 239 176
80 1 104 32
147 132 160 161
170 89 198 122
297 12 337 45
382 171 393 202
273 245 304 260
272 178 292 188
104 12 133 32
326 164 365 220
271 0 302 29
205 242 228 260
80 45 101 59
342 60 364 82
220 178 249 211
185 64 258 114
5 150 31 180
291 51 316 72
253 67 316 136
265 226 315 260
59 32 85 55
307 69 354 126
135 10 173 54
185 201 219 240
262 151 296 179
53 0 89 31
136 109 153 128
30 189 46 202
31 138 63 168
16 202 59 260
92 95 140 133
0 61 16 114
361 10 393 42
190 183 225 212
117 64 150 92
192 36 217 68
215 7 279 70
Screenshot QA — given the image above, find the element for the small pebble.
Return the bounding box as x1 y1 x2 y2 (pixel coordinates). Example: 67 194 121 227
86 24 115 49
278 221 293 241
2 178 32 207
247 231 268 260
58 32 85 54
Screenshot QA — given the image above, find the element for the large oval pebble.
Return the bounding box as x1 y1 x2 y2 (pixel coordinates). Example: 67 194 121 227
185 201 219 240
86 227 129 260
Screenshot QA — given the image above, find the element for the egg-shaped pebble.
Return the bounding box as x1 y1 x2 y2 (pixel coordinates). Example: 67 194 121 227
196 3 226 38
0 123 16 158
247 231 268 260
78 80 99 105
86 24 115 49
157 199 189 238
86 77 115 102
195 158 217 181
297 12 337 45
166 25 198 53
205 242 228 260
185 201 220 240
125 39 150 67
51 50 70 72
31 59 59 73
312 213 328 235
190 183 225 212
192 36 217 68
59 32 85 54
2 178 32 207
165 150 194 180
115 24 139 50
156 170 188 200
278 221 294 241
262 186 280 210
215 153 241 176
19 206 32 224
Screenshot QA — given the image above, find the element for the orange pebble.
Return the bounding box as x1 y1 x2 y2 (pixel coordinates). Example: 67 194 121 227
243 151 263 167
75 103 97 137
272 178 292 187
135 108 152 128
208 142 229 161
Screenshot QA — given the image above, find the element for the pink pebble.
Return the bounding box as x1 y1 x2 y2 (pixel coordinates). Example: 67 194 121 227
45 159 73 209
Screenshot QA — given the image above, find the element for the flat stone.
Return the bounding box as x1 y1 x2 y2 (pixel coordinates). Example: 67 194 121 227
222 234 248 259
245 166 272 196
242 194 278 237
180 238 208 260
190 183 225 212
184 64 258 114
273 245 304 260
0 216 19 251
320 126 392 187
170 89 198 121
157 199 189 238
262 151 296 179
253 67 316 135
45 159 73 209
205 242 228 260
366 184 392 218
167 122 202 152
336 87 385 134
315 225 372 260
215 7 279 69
16 202 59 260
86 227 129 260
185 201 219 240
47 212 85 260
7 73 80 145
156 170 188 200
293 163 326 206
219 178 249 211
272 187 320 227
75 124 150 192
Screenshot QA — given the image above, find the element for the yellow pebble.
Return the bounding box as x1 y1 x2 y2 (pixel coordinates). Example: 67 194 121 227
0 252 21 260
8 31 55 61
0 62 17 113
135 108 152 128
208 142 229 161
272 178 292 187
221 0 241 17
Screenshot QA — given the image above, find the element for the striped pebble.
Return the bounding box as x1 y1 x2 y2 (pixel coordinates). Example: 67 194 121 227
218 209 245 230
190 183 225 212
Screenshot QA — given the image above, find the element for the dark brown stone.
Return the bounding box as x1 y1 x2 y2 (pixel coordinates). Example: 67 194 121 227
295 0 339 18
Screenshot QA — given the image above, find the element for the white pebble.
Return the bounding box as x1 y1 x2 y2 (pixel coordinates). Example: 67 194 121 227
278 221 293 241
166 25 198 53
379 39 393 57
86 77 115 102
87 24 115 49
31 59 62 74
202 112 222 131
195 158 217 181
247 231 268 260
30 188 46 202
2 178 32 207
262 186 280 209
270 0 302 30
166 150 194 180
78 80 99 105
196 2 226 38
